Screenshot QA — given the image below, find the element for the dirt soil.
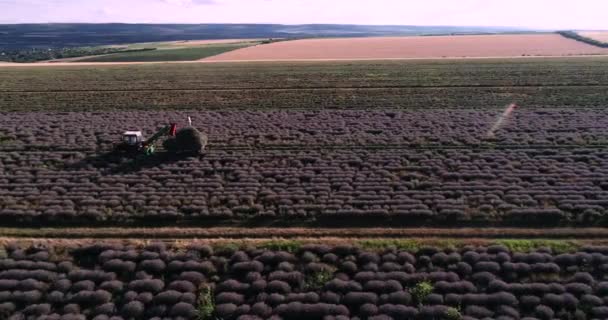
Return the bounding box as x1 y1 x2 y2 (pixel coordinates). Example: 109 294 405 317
2 54 608 67
4 227 608 240
204 34 608 61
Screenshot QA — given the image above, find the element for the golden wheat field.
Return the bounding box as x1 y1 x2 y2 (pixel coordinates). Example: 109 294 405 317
205 34 608 61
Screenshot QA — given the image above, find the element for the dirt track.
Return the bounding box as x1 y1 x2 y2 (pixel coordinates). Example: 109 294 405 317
3 227 608 240
3 54 608 68
1 237 598 249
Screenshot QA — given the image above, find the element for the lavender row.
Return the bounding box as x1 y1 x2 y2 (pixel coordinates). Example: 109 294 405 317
1 109 607 151
3 243 608 319
1 148 608 225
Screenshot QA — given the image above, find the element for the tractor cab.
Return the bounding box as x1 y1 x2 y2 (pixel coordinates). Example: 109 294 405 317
122 131 144 146
115 124 177 156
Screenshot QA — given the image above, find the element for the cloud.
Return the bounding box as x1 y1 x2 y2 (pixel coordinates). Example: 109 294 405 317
94 6 114 18
160 0 217 6
1 0 607 29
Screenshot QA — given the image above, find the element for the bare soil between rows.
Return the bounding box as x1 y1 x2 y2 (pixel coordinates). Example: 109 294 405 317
3 228 608 240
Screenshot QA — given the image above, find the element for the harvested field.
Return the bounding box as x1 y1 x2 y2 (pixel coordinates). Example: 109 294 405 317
3 57 608 111
578 31 608 43
205 34 608 61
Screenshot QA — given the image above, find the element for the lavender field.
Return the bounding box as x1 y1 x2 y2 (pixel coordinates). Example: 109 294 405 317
2 242 608 319
1 109 607 151
1 109 607 225
2 49 608 320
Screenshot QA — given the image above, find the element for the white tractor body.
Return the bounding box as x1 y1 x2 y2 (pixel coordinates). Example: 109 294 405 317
123 131 144 145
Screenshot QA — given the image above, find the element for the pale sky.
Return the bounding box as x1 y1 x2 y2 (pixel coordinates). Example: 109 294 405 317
1 0 607 30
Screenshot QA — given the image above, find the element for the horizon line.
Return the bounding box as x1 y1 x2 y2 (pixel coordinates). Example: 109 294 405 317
0 22 558 30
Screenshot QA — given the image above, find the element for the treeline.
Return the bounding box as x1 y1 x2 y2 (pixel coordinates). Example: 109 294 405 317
557 31 608 48
0 47 155 63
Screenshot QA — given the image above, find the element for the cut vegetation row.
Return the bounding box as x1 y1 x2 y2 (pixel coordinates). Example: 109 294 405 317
3 58 608 111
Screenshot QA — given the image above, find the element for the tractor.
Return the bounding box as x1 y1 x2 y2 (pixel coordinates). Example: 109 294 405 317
115 123 178 156
115 118 207 156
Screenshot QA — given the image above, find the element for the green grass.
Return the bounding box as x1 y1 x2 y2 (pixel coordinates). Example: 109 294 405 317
305 269 336 290
195 239 583 254
0 239 588 259
356 238 582 253
411 281 434 306
357 239 423 251
494 239 581 253
103 40 263 50
357 238 463 251
445 307 462 320
0 135 14 145
196 284 215 320
259 239 303 253
78 43 256 62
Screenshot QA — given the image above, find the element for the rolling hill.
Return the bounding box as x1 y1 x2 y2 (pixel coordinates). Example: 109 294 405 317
0 23 532 49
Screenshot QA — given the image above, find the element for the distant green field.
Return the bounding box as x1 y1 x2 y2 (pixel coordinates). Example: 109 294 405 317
78 43 257 62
